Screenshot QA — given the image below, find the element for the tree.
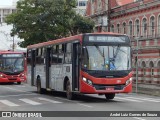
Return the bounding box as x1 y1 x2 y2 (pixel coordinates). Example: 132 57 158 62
6 0 94 47
69 14 95 35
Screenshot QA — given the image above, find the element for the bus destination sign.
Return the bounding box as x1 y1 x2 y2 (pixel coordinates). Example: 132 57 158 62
2 54 23 58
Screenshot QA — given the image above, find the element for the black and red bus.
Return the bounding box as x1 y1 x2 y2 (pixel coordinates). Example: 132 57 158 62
27 32 132 100
0 51 27 84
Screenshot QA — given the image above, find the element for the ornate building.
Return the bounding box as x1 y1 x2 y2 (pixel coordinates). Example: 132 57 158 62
86 0 160 93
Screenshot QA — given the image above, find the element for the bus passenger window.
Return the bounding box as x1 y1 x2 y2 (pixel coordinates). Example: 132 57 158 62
51 45 58 63
64 43 72 63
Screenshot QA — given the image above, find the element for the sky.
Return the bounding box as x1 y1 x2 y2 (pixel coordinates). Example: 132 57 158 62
0 0 12 6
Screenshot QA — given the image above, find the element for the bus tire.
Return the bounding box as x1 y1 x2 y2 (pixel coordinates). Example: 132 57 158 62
17 82 21 85
105 93 115 100
37 79 44 94
66 80 74 100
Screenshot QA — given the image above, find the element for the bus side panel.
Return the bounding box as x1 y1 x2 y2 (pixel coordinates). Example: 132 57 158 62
62 64 72 90
50 64 72 91
50 64 62 91
31 50 36 86
35 65 46 89
27 65 31 85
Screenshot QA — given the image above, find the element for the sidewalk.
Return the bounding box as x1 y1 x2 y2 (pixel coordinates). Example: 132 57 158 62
132 83 160 96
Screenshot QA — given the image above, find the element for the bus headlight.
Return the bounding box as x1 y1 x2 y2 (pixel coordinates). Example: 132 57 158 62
0 74 5 78
82 77 87 82
126 78 132 85
82 77 93 86
20 73 25 77
87 80 93 86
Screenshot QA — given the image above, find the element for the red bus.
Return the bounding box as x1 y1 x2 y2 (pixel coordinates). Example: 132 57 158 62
27 32 132 100
0 51 27 84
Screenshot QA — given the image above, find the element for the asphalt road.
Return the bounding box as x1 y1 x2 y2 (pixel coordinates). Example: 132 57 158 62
0 82 159 120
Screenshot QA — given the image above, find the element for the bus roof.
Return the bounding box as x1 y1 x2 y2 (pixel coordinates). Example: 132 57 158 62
0 50 24 54
27 32 127 49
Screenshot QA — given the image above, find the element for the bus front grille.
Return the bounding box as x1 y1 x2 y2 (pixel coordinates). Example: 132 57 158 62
93 84 125 90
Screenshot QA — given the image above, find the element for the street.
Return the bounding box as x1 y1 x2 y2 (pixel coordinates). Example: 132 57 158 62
0 83 159 120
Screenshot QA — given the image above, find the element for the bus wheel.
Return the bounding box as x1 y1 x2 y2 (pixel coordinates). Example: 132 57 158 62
17 82 21 85
66 81 74 100
105 93 115 100
37 80 44 94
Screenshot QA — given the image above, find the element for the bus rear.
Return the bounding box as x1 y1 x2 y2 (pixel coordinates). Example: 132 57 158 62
0 51 27 84
80 33 132 99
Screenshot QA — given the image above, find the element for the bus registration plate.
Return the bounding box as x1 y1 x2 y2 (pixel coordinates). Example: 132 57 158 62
106 87 114 91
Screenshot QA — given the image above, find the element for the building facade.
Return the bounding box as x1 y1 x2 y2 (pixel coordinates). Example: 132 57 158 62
0 6 16 23
86 0 160 86
75 0 88 16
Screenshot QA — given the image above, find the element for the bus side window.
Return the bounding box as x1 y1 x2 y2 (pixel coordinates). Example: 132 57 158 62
27 50 31 65
41 47 45 64
64 43 72 63
52 45 58 64
36 48 42 64
57 44 63 63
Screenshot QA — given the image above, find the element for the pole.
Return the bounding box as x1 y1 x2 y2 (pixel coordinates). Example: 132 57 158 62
107 0 110 32
136 38 139 93
12 24 14 51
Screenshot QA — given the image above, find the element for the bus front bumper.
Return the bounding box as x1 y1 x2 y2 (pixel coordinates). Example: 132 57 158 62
80 80 132 94
0 77 26 83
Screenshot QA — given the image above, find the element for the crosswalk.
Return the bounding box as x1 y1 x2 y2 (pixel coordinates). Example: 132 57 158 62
114 94 160 102
0 95 160 107
0 97 62 107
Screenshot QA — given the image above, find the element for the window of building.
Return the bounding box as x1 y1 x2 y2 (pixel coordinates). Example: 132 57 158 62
150 16 155 37
123 22 126 34
117 24 120 33
142 18 147 37
111 25 114 32
158 15 160 35
135 19 140 37
79 1 87 6
129 21 133 36
149 61 154 76
141 61 146 76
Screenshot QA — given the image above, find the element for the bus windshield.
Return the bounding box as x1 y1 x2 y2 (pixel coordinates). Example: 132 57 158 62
81 45 131 71
0 57 24 73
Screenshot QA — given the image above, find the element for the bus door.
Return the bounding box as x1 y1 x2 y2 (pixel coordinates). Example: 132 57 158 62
31 50 36 86
46 47 51 89
72 42 80 91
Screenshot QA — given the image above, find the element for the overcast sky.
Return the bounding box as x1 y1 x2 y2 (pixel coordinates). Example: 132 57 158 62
0 0 12 6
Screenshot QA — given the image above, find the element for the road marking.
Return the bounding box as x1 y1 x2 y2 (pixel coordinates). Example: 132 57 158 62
133 117 146 120
38 97 62 103
19 98 41 105
115 97 143 102
1 86 29 93
16 85 26 87
54 97 76 103
78 103 93 108
0 93 38 98
124 97 160 102
0 100 19 107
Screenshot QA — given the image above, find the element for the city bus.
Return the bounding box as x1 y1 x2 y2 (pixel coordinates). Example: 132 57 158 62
0 51 27 84
27 32 132 100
